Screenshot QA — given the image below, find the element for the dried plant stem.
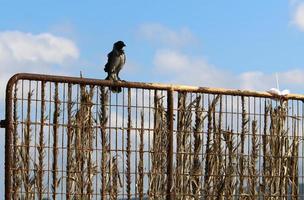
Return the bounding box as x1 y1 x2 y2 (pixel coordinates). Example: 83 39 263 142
269 101 286 197
37 81 45 200
262 102 269 197
239 96 248 197
280 102 289 199
78 86 85 198
223 129 236 198
290 119 299 199
100 86 109 199
24 91 32 200
8 78 302 199
138 112 144 200
249 120 258 199
66 85 95 199
86 86 95 199
214 96 225 199
176 92 186 198
191 95 204 198
109 156 121 200
149 91 168 200
52 82 59 199
204 95 220 199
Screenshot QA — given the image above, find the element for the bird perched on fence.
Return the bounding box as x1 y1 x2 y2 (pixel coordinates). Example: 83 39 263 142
104 41 126 93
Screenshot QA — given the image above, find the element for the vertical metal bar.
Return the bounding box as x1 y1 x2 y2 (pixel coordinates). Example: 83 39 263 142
139 112 144 200
152 89 159 198
122 88 125 199
94 85 99 200
135 88 138 199
258 97 262 197
301 100 304 199
140 89 145 199
148 89 152 197
12 81 19 200
5 79 15 200
167 89 174 200
66 83 72 200
302 100 304 199
60 83 66 200
108 88 112 196
126 88 131 200
20 80 24 196
115 88 119 197
47 82 52 199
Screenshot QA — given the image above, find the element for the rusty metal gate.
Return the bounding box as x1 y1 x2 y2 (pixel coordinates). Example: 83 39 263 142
2 73 304 199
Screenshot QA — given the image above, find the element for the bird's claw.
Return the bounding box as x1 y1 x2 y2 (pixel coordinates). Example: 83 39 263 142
116 77 126 82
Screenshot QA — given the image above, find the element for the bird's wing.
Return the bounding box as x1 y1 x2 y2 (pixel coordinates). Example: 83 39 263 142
104 51 119 72
116 52 126 73
123 51 126 65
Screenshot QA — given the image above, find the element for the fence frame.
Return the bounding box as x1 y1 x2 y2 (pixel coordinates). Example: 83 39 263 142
2 73 304 200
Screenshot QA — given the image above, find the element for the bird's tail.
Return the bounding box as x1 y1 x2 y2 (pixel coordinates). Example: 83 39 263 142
109 86 122 93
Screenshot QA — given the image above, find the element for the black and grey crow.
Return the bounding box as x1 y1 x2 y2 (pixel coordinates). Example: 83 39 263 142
104 41 126 93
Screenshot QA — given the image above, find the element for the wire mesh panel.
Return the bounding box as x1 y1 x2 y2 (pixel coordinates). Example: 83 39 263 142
4 73 304 200
171 93 304 199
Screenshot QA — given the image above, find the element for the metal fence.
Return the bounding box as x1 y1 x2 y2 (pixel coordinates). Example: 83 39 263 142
3 73 304 200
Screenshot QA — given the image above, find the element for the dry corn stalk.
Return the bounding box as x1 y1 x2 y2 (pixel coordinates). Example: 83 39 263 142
149 91 168 200
68 85 96 199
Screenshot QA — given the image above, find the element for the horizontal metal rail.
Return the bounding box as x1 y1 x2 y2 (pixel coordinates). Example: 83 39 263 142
6 73 304 100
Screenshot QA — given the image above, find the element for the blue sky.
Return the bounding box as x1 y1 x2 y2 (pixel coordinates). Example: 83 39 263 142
1 0 304 195
1 1 304 88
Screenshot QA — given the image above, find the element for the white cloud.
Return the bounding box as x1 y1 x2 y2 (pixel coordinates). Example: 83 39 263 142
239 71 273 90
0 31 79 65
154 49 189 71
154 49 235 88
154 49 304 93
137 23 198 48
0 31 79 101
291 3 304 31
279 69 304 84
240 70 304 91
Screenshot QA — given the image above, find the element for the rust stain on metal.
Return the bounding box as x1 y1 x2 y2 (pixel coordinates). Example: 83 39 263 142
3 73 304 199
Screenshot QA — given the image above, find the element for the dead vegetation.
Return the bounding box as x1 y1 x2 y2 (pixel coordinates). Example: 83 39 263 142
10 81 303 199
148 91 169 199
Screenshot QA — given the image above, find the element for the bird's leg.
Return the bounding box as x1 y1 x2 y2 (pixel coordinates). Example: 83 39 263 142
105 73 111 80
117 73 121 81
117 72 125 81
107 72 116 81
114 73 119 81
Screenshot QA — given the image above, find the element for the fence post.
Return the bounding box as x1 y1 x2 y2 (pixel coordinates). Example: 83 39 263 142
5 77 15 200
167 89 174 200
